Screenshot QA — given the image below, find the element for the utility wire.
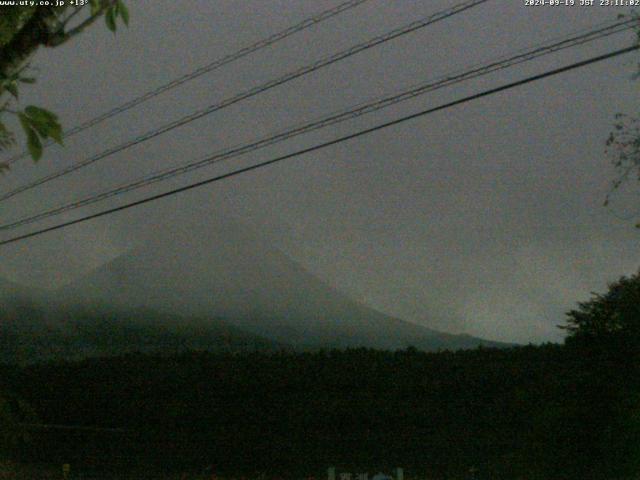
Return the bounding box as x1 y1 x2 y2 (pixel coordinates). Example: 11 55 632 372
0 18 634 232
0 44 636 247
2 0 372 167
0 0 489 203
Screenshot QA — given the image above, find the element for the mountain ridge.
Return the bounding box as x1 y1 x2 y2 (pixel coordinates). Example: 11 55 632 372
54 216 510 351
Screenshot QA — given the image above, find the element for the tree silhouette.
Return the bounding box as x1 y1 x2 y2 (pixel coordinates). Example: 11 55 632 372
562 269 640 352
560 269 640 477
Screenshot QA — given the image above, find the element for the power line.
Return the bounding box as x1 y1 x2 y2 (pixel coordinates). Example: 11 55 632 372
0 0 489 203
1 44 636 247
1 0 372 167
0 18 634 232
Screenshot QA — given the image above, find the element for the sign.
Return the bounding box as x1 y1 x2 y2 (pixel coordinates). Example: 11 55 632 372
328 467 403 480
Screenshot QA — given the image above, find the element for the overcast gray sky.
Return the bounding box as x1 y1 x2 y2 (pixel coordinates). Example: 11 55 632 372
1 0 639 343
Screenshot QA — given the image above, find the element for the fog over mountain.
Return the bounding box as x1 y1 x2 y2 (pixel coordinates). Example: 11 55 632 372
49 215 506 352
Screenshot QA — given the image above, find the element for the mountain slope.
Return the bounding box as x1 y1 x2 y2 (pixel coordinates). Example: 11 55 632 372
58 216 507 351
0 298 288 364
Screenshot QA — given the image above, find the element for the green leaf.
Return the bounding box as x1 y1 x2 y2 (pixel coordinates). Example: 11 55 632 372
28 119 50 139
105 7 117 32
89 0 101 15
19 108 62 159
48 122 63 145
118 0 129 26
25 126 42 162
19 112 44 159
18 112 30 135
24 105 58 123
23 107 55 139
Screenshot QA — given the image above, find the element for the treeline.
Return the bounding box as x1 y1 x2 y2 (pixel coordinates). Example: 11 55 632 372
1 270 639 479
0 301 288 364
0 341 637 479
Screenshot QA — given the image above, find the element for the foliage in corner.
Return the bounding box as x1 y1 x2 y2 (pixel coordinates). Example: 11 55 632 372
0 0 128 170
559 269 640 477
604 11 640 226
18 106 62 162
561 269 640 351
604 113 640 219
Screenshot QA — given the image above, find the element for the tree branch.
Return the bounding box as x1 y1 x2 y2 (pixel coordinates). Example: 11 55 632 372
0 7 57 77
59 6 84 30
48 1 117 47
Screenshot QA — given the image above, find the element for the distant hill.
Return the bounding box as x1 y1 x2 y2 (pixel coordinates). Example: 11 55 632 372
56 216 509 352
0 294 288 364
